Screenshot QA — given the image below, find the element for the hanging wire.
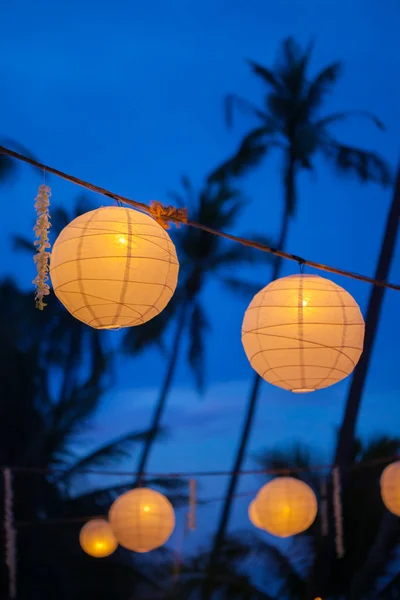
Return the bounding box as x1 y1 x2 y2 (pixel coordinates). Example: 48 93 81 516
1 144 399 291
2 452 397 479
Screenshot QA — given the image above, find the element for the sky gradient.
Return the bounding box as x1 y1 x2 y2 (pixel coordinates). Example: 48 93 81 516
1 0 400 550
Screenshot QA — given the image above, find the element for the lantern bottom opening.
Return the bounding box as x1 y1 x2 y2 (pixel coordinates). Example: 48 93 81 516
291 388 316 393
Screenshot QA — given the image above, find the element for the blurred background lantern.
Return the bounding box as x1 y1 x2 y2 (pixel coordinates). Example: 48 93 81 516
79 519 118 558
248 499 263 530
254 477 318 538
242 274 365 392
109 488 175 553
380 461 400 516
50 206 179 329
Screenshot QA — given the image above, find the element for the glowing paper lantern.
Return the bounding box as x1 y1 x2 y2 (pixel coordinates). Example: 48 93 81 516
79 519 118 558
254 477 317 538
50 206 179 329
242 274 364 392
109 488 175 553
380 461 400 516
248 500 263 529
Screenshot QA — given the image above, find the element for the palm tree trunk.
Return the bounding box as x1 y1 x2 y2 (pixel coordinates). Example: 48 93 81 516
135 302 189 483
335 164 400 469
202 154 296 599
310 163 400 598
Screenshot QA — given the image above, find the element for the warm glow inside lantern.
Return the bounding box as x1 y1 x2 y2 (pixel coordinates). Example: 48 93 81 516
380 461 400 516
79 518 118 558
242 274 365 392
109 488 175 553
248 500 263 529
50 206 179 329
254 477 317 538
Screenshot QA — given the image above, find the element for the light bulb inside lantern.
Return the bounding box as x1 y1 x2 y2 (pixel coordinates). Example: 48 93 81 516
143 506 150 512
118 236 127 245
302 299 308 306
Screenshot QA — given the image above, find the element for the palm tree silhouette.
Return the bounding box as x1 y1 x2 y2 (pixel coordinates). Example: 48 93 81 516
205 37 391 596
0 276 176 600
124 177 272 482
251 436 400 599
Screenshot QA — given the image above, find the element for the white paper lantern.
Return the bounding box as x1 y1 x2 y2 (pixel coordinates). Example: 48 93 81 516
109 488 175 553
50 206 179 329
79 519 118 558
254 477 317 538
380 461 400 516
242 274 364 392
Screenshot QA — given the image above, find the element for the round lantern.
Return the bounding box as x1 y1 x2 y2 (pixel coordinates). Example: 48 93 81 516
108 488 175 553
50 206 179 330
380 461 400 516
248 500 263 529
79 518 118 558
242 274 364 392
254 477 317 538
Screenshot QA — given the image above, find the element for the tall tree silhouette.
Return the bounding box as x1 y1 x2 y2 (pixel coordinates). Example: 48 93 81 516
205 37 390 596
124 178 272 481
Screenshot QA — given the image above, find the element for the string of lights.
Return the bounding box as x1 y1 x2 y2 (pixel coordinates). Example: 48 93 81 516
3 452 398 479
1 144 399 291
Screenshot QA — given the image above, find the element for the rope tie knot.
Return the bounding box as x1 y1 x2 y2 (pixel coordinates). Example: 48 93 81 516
149 201 188 230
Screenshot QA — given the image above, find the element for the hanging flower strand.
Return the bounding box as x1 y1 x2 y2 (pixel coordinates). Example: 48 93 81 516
33 184 52 310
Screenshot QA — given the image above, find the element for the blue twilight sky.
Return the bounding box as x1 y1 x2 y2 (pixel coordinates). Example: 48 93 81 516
1 0 400 551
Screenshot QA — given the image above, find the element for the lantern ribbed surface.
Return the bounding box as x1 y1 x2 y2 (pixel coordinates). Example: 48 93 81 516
109 488 175 553
242 274 365 392
380 461 400 516
254 477 317 538
79 519 118 558
50 206 179 330
248 500 263 529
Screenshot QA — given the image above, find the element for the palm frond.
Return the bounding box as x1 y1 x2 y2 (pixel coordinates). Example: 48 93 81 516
62 427 165 479
123 295 180 355
219 277 266 299
254 442 320 490
208 127 270 182
13 235 35 253
323 142 392 186
246 61 282 91
0 154 16 181
306 62 341 112
251 535 308 597
315 110 385 131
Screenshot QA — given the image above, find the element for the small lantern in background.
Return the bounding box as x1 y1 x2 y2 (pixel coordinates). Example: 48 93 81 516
50 206 179 330
248 500 263 530
254 477 317 538
380 461 400 516
242 274 365 393
109 488 175 553
79 519 118 558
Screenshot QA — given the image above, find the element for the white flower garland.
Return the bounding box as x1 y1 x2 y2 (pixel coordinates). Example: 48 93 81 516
332 466 345 558
3 468 16 598
33 184 52 310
